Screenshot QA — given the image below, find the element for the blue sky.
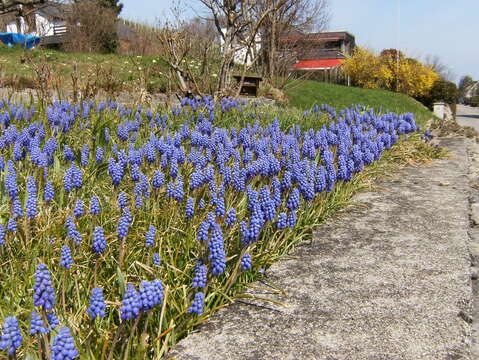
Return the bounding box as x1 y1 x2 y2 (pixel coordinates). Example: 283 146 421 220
121 0 479 82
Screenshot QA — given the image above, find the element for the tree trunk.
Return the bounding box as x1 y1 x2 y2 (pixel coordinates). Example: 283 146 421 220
269 10 276 80
217 30 235 94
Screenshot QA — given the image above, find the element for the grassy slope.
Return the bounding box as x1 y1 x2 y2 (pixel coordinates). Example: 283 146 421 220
285 80 434 126
0 46 168 92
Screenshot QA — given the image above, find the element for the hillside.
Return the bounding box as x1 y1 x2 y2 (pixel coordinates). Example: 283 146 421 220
285 80 434 126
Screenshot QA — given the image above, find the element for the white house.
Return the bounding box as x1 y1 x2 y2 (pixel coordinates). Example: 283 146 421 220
219 28 262 66
2 3 67 37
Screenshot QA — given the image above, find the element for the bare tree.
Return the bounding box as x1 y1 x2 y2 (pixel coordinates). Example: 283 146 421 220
0 0 45 15
424 54 456 82
198 0 293 95
157 6 220 97
63 0 118 53
258 0 329 80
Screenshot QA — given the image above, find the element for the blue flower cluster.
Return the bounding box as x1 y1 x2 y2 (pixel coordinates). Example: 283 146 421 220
92 226 106 255
51 327 79 360
120 284 142 321
29 311 48 335
145 225 156 248
0 97 419 356
60 245 73 269
33 263 56 311
0 316 22 356
87 288 106 320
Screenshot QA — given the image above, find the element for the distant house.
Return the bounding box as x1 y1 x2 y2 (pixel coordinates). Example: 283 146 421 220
1 3 68 40
464 82 479 105
219 28 262 66
279 30 355 72
0 2 136 47
465 82 479 98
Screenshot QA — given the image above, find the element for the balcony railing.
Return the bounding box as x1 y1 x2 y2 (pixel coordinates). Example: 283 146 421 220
53 24 67 36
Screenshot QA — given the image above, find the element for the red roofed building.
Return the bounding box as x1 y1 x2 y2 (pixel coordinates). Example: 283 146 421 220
279 31 355 75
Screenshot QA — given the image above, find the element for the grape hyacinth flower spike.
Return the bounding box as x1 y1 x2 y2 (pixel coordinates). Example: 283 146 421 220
240 253 252 271
120 284 142 321
90 195 101 215
29 311 48 335
145 225 156 248
192 262 207 288
153 252 161 266
60 245 73 269
33 263 56 311
87 288 106 320
188 292 205 315
92 226 106 255
51 327 79 360
0 316 22 357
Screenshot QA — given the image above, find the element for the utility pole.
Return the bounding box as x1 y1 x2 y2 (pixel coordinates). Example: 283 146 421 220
396 0 400 92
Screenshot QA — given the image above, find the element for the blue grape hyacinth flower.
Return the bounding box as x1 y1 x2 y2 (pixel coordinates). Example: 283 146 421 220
73 199 84 218
60 245 73 269
188 292 205 315
6 218 16 232
92 226 106 255
44 180 55 202
33 263 56 311
26 176 38 218
118 191 128 209
116 215 130 241
240 253 252 271
0 224 5 246
120 284 142 321
139 280 164 312
145 225 156 248
185 197 195 219
192 262 207 288
0 316 22 356
90 195 101 215
29 311 48 335
153 253 161 266
87 288 106 320
224 208 236 226
47 312 59 330
276 212 287 230
51 327 79 360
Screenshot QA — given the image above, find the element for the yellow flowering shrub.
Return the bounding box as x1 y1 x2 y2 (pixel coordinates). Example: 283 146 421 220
343 47 438 98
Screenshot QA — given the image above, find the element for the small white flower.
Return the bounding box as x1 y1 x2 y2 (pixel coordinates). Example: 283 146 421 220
152 59 157 63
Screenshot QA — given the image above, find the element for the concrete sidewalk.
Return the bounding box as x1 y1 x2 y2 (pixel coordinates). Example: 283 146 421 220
169 138 476 360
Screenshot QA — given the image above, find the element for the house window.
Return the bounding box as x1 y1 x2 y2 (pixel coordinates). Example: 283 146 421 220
324 40 341 50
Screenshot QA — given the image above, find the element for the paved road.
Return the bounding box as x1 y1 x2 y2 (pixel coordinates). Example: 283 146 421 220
457 104 479 132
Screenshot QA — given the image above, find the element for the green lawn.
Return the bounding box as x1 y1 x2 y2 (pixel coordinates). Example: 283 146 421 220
285 80 434 126
0 45 169 93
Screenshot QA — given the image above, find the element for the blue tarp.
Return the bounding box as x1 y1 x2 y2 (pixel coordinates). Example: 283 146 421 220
0 33 41 49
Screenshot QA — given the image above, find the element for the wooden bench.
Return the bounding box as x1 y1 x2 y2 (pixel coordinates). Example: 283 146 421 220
233 75 262 97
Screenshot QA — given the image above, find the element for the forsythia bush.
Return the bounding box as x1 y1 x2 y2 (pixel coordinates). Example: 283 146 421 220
343 47 438 98
341 47 385 89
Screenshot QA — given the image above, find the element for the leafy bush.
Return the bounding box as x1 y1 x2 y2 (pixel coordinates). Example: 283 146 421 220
417 78 458 112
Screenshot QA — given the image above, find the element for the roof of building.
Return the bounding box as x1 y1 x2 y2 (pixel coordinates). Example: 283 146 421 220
280 30 355 42
36 2 70 20
292 58 345 70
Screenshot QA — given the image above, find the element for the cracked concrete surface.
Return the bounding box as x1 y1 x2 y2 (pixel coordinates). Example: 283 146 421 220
168 138 475 360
